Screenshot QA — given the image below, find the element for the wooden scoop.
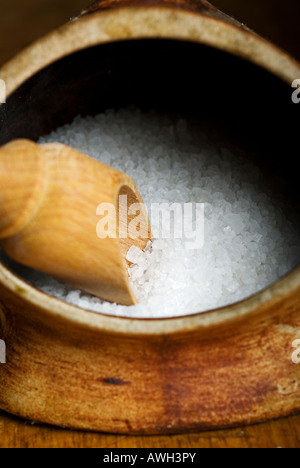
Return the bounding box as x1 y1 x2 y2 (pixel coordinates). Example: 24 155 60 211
0 139 151 305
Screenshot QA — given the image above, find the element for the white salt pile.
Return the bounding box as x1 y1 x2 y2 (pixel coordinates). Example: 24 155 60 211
1 108 300 317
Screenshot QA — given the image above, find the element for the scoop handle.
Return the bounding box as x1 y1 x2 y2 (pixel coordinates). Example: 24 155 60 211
0 139 151 306
0 140 45 240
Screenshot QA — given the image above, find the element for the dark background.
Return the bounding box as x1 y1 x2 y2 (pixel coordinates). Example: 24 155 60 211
0 0 300 67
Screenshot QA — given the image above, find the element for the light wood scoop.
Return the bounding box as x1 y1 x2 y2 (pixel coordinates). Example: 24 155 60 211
0 139 151 305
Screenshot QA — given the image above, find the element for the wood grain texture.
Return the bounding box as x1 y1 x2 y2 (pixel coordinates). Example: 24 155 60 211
0 410 300 448
0 275 300 434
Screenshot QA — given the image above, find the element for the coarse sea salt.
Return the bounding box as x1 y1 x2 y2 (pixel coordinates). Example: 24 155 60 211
0 108 299 318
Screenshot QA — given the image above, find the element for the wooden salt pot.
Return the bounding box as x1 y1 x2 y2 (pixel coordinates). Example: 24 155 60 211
0 0 299 433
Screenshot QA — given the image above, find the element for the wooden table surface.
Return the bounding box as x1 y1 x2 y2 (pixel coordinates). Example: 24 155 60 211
0 0 300 449
0 410 300 448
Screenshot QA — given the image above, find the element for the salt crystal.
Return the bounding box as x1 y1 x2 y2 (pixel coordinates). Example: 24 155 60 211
126 246 146 268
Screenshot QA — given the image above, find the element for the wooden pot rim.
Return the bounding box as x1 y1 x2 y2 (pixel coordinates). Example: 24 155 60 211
1 5 300 93
0 5 300 334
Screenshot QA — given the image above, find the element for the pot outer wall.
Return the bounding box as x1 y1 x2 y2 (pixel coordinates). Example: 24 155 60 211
0 278 300 433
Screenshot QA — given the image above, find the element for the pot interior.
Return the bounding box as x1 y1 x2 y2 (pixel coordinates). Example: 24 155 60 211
0 39 299 310
0 40 299 195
